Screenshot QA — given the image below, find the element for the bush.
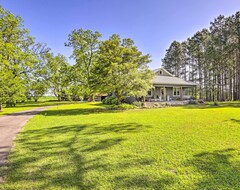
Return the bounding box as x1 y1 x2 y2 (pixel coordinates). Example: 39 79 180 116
102 97 118 105
119 103 137 109
132 101 143 107
106 103 137 110
5 101 16 107
188 100 198 104
123 96 136 104
198 99 205 104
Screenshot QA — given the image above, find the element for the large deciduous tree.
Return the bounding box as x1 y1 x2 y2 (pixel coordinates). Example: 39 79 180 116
0 6 37 106
96 34 153 103
25 43 51 102
45 53 71 101
65 29 102 101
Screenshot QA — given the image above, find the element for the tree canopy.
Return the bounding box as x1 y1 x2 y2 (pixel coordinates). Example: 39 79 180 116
95 34 153 103
65 30 153 103
4 5 239 105
0 5 153 106
0 6 37 106
65 29 102 101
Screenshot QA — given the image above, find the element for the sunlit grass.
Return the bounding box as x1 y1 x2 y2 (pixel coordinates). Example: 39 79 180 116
0 102 240 189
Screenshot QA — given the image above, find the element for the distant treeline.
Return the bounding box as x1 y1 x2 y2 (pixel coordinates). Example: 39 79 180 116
163 11 240 101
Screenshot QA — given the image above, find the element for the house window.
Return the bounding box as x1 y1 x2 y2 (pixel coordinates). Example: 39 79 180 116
173 87 180 96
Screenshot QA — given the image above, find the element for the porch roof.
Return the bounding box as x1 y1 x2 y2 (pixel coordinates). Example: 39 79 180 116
152 75 197 87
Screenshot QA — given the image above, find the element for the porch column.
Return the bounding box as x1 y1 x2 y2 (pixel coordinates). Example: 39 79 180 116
164 87 166 101
143 96 146 102
193 86 197 100
180 87 183 100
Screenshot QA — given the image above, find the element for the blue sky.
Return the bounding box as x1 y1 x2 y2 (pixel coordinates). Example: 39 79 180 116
0 0 239 69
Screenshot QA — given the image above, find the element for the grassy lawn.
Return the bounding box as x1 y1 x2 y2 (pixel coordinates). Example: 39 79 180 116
0 96 70 116
0 102 240 189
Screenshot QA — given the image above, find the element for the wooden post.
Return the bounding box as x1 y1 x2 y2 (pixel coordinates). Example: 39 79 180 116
160 87 162 101
164 87 166 101
180 87 183 101
195 87 197 100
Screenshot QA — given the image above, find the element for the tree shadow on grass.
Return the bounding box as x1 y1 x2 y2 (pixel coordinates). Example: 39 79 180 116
12 101 70 108
230 118 240 124
2 122 162 189
113 174 176 189
185 148 240 189
83 122 151 135
39 107 121 116
1 101 69 111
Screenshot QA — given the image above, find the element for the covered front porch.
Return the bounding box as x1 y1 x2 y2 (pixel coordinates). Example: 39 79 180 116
146 86 196 102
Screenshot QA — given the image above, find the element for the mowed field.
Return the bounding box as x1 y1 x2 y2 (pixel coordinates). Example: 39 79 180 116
0 102 240 190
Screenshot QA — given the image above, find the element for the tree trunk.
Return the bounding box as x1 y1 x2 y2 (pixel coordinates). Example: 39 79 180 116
89 95 95 102
58 95 62 101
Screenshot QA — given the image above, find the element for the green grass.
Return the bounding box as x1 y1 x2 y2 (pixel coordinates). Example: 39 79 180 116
0 96 70 116
0 102 240 189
